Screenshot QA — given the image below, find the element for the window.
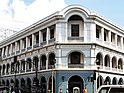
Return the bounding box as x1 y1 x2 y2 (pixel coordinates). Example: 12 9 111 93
28 35 32 46
12 43 15 53
70 52 80 64
117 35 121 46
3 47 6 55
36 34 39 44
22 38 26 48
50 28 54 39
96 25 101 39
43 31 46 41
111 32 115 43
71 24 79 37
104 29 109 41
96 29 99 38
17 41 20 51
8 45 10 54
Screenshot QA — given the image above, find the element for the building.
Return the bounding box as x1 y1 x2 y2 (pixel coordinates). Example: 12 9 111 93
0 5 124 93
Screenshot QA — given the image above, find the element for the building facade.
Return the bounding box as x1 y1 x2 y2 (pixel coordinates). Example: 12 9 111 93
0 5 124 93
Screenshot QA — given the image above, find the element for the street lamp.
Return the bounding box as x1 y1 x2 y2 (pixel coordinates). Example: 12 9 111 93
13 56 18 93
95 59 100 88
26 57 41 93
51 59 56 93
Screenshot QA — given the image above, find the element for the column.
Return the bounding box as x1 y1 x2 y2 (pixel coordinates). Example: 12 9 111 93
26 37 28 50
15 41 17 54
115 34 117 48
101 27 104 43
32 34 34 48
20 39 22 50
47 27 50 44
108 31 111 45
121 37 123 50
39 31 42 46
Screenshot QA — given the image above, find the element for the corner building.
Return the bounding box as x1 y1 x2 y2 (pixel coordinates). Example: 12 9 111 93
0 5 124 93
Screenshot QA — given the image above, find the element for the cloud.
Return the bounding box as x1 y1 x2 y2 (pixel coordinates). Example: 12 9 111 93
0 0 66 30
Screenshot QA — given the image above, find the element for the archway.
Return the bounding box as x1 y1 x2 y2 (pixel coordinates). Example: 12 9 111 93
27 78 31 93
48 76 55 93
118 78 123 85
40 76 47 93
97 75 103 89
68 75 84 93
104 76 111 85
20 78 26 92
112 77 117 85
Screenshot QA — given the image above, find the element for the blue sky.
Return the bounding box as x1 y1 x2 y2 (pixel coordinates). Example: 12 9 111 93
0 0 124 30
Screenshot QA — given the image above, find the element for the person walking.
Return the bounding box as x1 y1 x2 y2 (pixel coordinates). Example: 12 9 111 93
84 86 87 93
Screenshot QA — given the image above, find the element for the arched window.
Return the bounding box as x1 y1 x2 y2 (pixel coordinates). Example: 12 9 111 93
26 58 32 71
112 57 117 68
48 53 56 69
68 15 84 40
97 75 103 89
40 55 46 70
104 76 111 85
6 63 10 74
96 53 103 66
68 52 84 68
104 55 110 67
112 77 117 85
21 60 25 72
33 56 39 70
118 58 123 69
2 64 5 75
118 78 123 85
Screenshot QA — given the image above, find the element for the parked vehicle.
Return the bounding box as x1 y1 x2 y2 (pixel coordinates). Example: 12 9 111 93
96 85 124 93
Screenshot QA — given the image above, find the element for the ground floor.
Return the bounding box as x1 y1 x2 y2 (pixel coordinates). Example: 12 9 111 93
0 70 124 93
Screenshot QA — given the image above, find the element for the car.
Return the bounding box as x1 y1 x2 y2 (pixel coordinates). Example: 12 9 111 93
96 85 124 93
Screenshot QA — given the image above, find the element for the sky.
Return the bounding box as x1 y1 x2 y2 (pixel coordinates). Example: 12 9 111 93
0 0 124 31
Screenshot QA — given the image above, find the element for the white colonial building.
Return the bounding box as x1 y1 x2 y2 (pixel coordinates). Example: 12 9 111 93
0 5 124 93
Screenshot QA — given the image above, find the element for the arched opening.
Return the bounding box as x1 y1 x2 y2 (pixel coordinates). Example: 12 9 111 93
96 53 103 66
48 76 55 93
20 78 26 92
2 80 5 86
6 80 9 87
2 64 5 75
118 58 123 69
33 56 39 71
40 77 47 93
27 78 31 93
118 78 123 85
68 15 84 40
16 61 20 73
40 55 46 70
0 65 2 76
68 51 84 68
6 63 10 75
33 77 39 86
21 59 25 72
104 76 111 85
112 57 117 68
97 75 103 89
68 75 84 93
11 62 15 73
26 58 32 71
48 53 56 69
15 79 19 91
112 77 117 85
104 55 110 67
